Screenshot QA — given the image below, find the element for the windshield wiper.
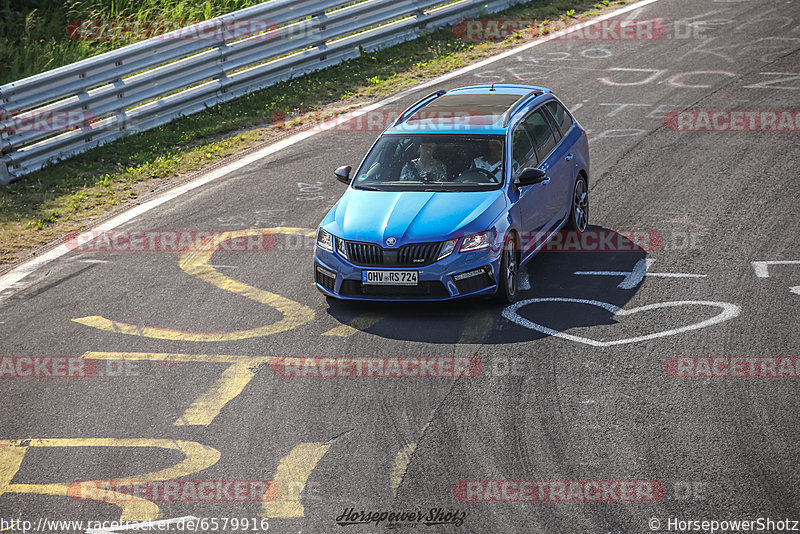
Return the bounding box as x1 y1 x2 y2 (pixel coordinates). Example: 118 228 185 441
353 184 380 191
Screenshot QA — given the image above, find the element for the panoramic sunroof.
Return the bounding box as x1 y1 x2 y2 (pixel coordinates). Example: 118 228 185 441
406 93 524 123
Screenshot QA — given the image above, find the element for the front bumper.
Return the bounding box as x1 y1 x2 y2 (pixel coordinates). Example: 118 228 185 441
313 245 501 301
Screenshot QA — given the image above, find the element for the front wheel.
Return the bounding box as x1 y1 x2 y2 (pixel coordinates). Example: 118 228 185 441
566 176 588 232
494 235 518 304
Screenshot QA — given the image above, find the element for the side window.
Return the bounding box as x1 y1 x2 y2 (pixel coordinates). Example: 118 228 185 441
544 100 573 137
524 109 557 160
511 124 535 172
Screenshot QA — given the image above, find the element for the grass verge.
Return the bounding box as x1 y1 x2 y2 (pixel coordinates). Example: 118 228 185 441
0 0 269 86
0 0 635 267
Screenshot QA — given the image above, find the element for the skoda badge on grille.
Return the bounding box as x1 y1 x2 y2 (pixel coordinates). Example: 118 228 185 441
386 237 397 246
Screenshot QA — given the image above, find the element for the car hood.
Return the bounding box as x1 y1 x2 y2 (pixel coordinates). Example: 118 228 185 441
323 188 507 244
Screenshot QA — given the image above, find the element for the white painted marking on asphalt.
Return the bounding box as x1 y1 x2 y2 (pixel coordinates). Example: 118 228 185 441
575 260 705 289
623 7 646 19
85 516 199 534
502 298 740 347
518 270 531 290
0 0 664 304
575 271 630 276
79 259 110 264
618 258 652 289
751 260 800 278
791 286 800 296
645 273 707 278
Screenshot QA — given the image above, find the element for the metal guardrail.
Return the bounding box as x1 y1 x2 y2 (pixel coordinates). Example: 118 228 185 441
0 0 525 184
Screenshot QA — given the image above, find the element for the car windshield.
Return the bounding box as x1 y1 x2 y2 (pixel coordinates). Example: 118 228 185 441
352 134 505 192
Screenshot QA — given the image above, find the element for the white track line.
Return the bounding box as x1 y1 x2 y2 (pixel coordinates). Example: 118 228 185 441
502 298 740 347
751 260 800 278
0 0 663 303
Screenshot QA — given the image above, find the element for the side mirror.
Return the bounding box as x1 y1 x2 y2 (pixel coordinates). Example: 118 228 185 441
334 165 352 185
515 167 548 187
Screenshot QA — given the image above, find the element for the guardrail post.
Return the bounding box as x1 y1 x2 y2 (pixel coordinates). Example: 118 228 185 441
414 0 430 32
0 162 11 185
0 144 12 183
0 102 13 185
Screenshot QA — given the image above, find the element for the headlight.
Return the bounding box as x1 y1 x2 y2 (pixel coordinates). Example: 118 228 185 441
335 237 348 259
316 228 333 252
437 238 458 260
459 231 491 252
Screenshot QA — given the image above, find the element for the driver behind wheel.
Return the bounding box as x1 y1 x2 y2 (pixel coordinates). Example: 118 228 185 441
400 140 447 182
471 139 503 180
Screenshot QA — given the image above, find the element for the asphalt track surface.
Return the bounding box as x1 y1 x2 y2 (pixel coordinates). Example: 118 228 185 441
1 0 799 532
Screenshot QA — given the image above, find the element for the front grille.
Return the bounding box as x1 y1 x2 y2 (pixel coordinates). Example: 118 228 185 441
343 240 443 267
345 242 383 266
340 280 450 298
397 242 443 266
315 266 336 291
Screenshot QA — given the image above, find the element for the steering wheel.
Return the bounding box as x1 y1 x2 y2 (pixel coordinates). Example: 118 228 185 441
456 167 499 183
418 170 436 182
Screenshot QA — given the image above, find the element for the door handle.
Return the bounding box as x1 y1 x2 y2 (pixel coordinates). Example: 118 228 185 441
565 153 574 161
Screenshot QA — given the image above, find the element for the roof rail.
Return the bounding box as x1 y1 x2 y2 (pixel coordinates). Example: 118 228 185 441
393 90 447 126
501 89 542 127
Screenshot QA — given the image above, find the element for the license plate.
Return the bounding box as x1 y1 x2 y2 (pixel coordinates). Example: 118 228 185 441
362 270 418 286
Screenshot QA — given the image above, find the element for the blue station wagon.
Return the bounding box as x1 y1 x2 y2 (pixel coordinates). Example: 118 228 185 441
313 84 589 303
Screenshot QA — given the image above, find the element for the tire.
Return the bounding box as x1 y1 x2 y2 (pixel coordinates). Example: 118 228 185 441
566 175 589 232
494 235 518 304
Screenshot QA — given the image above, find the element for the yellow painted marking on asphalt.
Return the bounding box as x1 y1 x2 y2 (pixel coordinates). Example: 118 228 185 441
262 442 332 518
0 438 220 521
390 413 436 496
0 443 26 495
322 313 385 337
174 360 267 426
84 352 275 426
83 351 272 363
390 443 417 495
458 309 495 344
72 228 315 342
